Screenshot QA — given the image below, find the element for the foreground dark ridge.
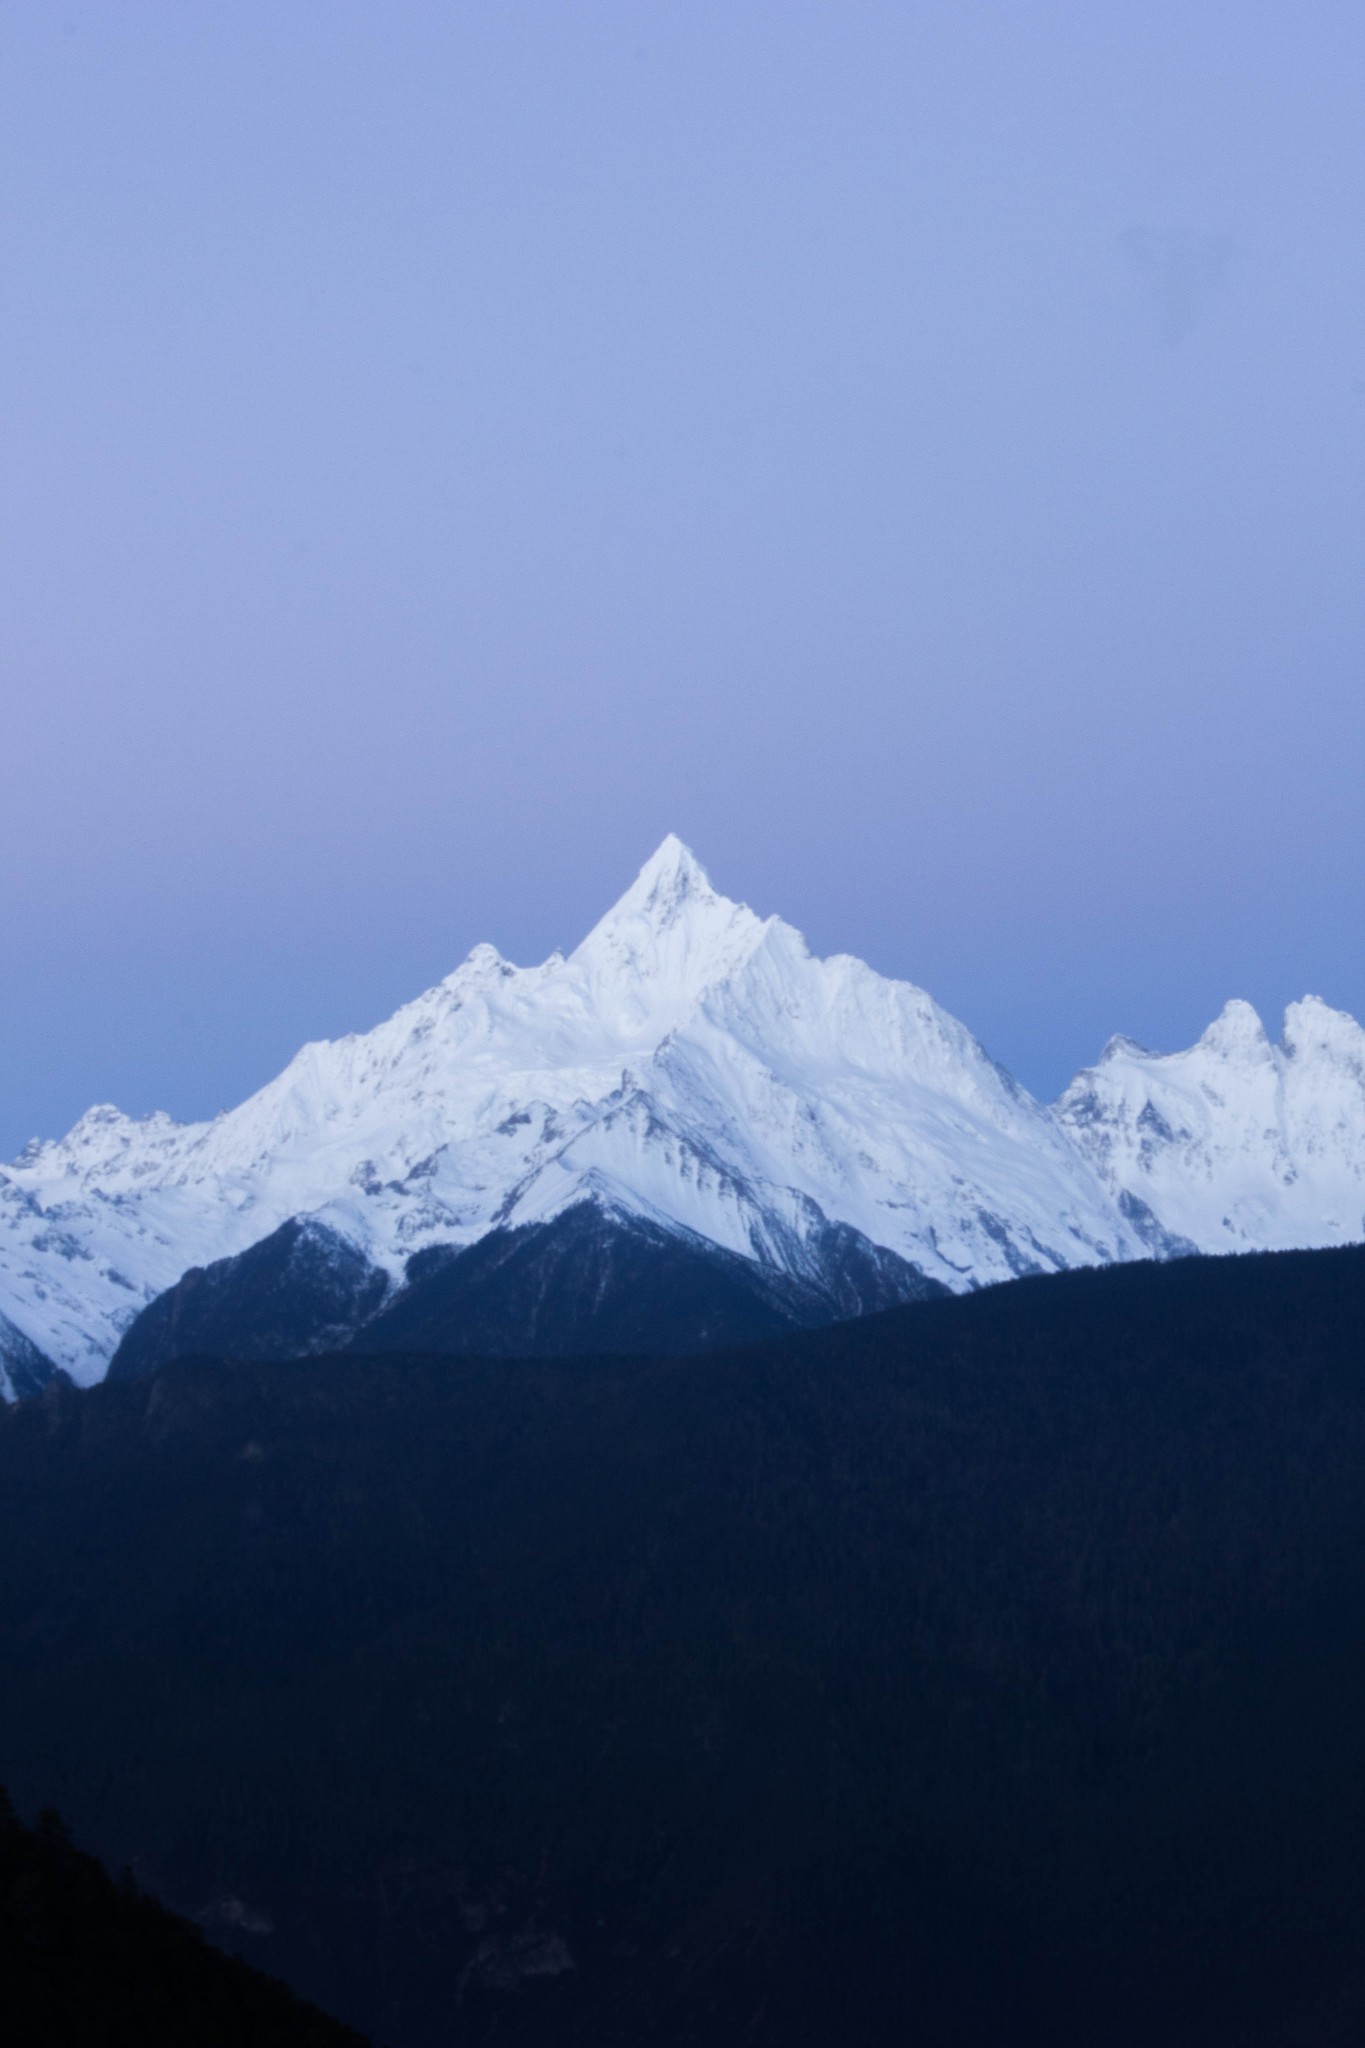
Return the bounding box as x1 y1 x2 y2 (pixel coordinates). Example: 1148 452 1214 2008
3 1245 1365 2046
107 1202 946 1380
0 1786 367 2046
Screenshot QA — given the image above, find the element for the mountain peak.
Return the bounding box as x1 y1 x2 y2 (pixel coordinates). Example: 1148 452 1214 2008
1282 996 1365 1067
568 840 765 1021
1196 999 1272 1061
623 835 715 922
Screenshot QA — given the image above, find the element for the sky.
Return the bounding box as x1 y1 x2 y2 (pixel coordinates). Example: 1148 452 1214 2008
2 1 1362 1157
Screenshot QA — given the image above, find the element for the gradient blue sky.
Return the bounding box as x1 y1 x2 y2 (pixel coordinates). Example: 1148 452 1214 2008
3 2 1362 1156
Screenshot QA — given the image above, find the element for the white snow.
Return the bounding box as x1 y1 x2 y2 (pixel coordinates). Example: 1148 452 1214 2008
1056 995 1365 1255
1 838 1360 1387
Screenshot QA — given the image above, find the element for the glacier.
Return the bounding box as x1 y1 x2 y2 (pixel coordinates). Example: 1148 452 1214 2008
2 836 1361 1393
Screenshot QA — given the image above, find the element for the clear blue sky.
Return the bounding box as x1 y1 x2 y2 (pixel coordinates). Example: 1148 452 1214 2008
3 2 1362 1156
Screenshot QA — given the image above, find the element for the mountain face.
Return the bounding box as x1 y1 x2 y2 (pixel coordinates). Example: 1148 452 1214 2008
2 838 1361 1388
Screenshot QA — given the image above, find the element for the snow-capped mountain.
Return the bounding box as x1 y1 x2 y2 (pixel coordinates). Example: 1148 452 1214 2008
1057 997 1365 1256
1 837 1361 1392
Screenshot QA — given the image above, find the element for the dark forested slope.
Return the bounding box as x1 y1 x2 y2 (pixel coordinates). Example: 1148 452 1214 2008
0 1787 367 2046
3 1246 1365 2047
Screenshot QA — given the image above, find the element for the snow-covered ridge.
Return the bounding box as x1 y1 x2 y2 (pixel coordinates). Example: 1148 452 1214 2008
2 836 1361 1389
1057 996 1365 1256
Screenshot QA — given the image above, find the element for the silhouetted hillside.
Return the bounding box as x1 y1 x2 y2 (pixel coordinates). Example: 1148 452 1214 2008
0 1785 367 2045
108 1216 391 1380
4 1245 1365 2045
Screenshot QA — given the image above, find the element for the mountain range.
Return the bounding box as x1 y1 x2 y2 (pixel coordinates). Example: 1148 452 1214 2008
3 836 1362 1395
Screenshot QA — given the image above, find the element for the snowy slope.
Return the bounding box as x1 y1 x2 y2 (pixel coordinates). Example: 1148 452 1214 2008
1 839 1360 1389
1056 997 1365 1255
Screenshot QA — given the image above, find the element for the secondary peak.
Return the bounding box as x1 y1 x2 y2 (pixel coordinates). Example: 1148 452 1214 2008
1196 999 1272 1060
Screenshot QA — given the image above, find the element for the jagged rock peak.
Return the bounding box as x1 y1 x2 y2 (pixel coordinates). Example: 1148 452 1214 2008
578 836 730 937
570 836 769 1014
1196 998 1273 1060
624 834 716 917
